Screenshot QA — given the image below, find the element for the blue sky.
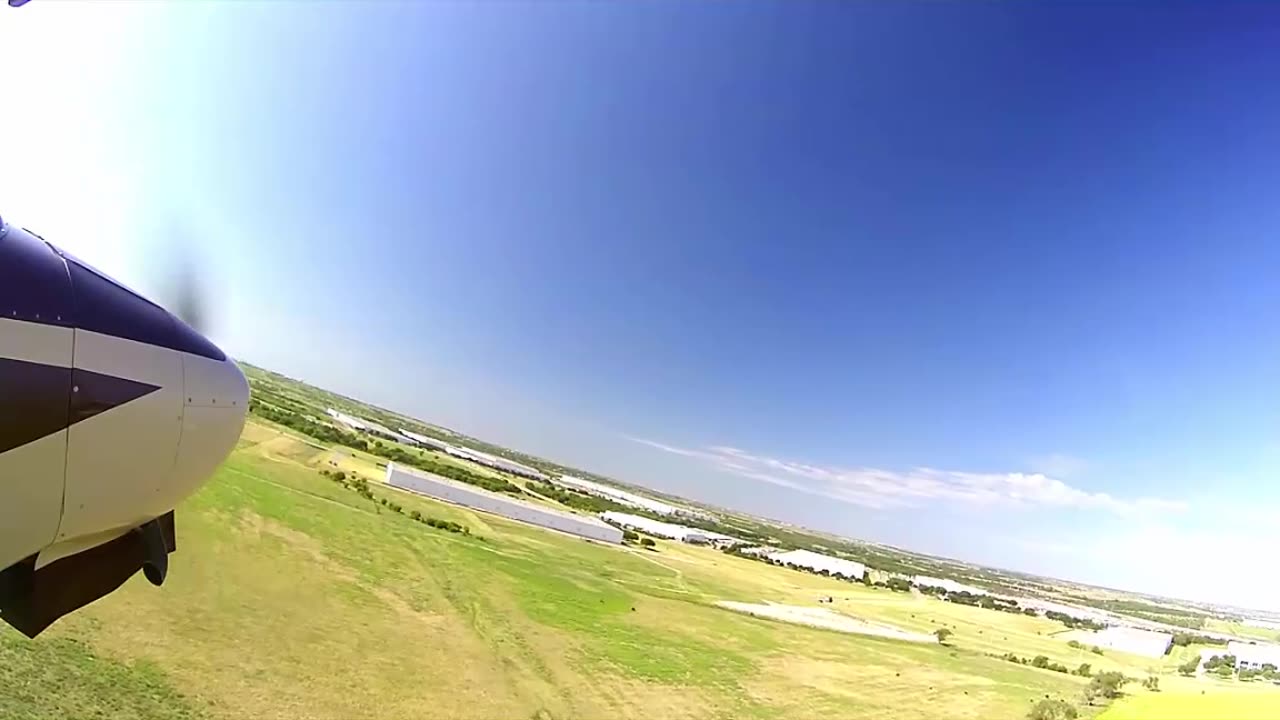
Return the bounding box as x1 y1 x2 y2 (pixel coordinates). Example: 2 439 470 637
3 2 1279 608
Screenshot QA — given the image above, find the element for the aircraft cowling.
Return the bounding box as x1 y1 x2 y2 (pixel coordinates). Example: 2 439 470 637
0 221 248 637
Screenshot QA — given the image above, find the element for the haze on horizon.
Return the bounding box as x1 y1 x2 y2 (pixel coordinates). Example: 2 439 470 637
3 2 1279 611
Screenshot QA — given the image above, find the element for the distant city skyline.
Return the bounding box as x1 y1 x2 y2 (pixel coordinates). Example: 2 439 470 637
4 2 1280 610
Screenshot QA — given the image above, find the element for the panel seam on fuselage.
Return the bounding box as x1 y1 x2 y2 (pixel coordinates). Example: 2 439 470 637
54 316 77 544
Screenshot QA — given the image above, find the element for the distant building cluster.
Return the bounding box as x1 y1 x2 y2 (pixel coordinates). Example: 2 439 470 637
599 511 741 548
439 444 548 481
558 475 710 519
326 408 421 446
386 463 622 544
766 549 867 580
325 409 549 480
399 428 452 451
397 428 547 480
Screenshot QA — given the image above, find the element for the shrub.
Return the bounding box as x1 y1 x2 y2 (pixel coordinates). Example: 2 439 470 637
1074 663 1092 678
640 537 656 548
1028 698 1078 720
934 628 953 643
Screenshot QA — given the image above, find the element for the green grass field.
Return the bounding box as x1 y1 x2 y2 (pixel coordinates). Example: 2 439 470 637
1206 619 1280 644
1100 685 1280 720
2 422 1275 719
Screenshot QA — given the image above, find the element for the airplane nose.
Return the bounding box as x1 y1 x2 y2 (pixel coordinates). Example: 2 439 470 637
170 324 249 504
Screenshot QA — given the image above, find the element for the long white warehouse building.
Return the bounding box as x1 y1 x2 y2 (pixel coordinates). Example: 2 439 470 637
1228 641 1280 671
1081 626 1173 658
559 475 711 519
386 463 623 544
599 511 739 545
766 549 867 580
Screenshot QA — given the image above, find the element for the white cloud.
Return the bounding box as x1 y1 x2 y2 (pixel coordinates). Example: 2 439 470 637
1028 453 1089 479
630 438 1187 515
1015 523 1280 612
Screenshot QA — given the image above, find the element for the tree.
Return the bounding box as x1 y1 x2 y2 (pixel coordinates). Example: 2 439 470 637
1084 672 1128 705
1032 655 1051 669
622 530 639 542
934 628 953 643
887 577 913 592
1074 663 1092 678
1142 676 1160 692
640 537 656 548
1067 640 1083 649
1178 659 1200 677
1027 698 1078 720
1090 646 1104 655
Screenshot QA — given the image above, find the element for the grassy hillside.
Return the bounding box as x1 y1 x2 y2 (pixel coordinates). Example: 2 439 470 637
0 422 1134 720
1205 619 1280 644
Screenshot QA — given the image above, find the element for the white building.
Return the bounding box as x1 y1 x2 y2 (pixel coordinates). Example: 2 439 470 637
442 445 548 481
1080 626 1173 658
386 463 622 544
599 511 738 545
558 475 710 519
398 429 452 451
911 576 988 595
1228 641 1280 671
1015 597 1113 625
325 408 410 442
387 429 548 481
327 408 368 432
766 549 867 580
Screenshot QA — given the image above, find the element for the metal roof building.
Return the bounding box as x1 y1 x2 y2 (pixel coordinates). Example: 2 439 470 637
766 549 867 580
398 429 452 451
598 511 739 545
559 475 712 519
386 463 622 544
1084 626 1173 658
910 575 989 595
1227 641 1280 670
